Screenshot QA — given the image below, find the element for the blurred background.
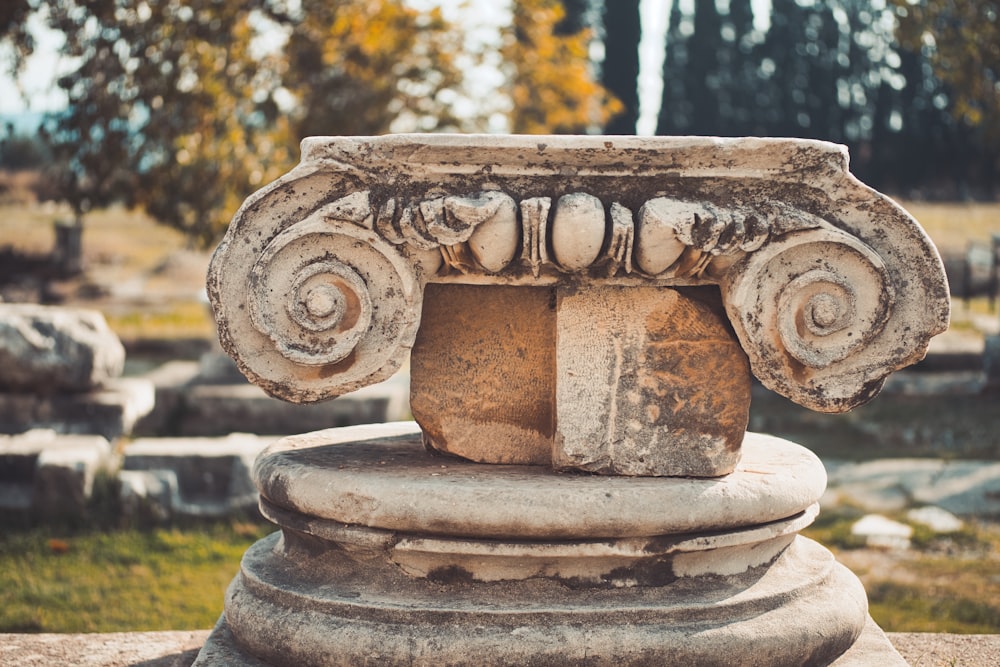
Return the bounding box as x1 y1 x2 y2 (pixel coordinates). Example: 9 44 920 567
1 0 999 640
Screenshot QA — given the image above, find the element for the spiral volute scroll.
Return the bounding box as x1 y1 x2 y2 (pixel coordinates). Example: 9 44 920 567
723 227 894 413
234 199 422 403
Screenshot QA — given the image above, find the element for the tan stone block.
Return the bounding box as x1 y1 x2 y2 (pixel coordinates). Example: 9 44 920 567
410 283 555 465
554 286 751 476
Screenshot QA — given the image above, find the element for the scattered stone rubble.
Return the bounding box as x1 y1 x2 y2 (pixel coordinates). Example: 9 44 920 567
0 303 406 520
121 434 270 519
0 429 112 519
0 304 154 441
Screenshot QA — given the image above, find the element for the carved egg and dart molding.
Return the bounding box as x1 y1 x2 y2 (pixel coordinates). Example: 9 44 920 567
208 135 949 478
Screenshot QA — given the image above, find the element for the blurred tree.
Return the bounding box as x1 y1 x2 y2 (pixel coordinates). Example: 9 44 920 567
503 0 621 134
656 0 761 136
284 0 466 137
35 0 290 247
894 0 1000 140
0 124 48 170
725 0 763 135
601 0 641 134
656 0 690 134
555 0 590 36
685 0 724 135
8 0 469 246
758 0 811 137
894 0 999 193
0 0 36 75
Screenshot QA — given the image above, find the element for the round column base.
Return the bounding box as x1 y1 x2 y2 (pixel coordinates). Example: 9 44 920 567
195 424 873 666
219 534 866 667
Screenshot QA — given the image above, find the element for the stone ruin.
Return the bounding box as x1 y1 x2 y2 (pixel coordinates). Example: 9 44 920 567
0 300 408 521
0 303 153 441
0 304 152 518
194 135 949 665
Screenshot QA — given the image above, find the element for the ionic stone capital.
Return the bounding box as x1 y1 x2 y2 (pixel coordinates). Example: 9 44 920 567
209 135 949 416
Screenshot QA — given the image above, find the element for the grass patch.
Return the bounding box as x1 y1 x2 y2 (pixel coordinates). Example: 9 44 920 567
868 581 1000 634
812 516 1000 633
104 300 215 341
0 520 272 633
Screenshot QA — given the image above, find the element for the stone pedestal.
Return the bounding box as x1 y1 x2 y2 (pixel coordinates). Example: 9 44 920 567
197 135 948 666
193 422 909 666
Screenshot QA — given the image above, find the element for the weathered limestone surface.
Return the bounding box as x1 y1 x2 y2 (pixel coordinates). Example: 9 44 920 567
32 629 1000 667
194 423 871 666
0 429 112 517
252 423 825 541
208 135 950 411
197 135 950 666
0 304 125 392
555 286 750 476
209 134 949 474
0 631 208 667
410 284 555 465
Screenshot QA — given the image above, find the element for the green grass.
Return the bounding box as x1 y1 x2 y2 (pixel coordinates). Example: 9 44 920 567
868 581 1000 634
0 520 272 633
104 300 216 341
805 509 1000 633
867 549 1000 634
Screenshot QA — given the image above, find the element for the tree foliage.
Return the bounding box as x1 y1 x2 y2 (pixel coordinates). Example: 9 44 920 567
894 0 1000 139
0 124 48 170
2 0 624 244
503 0 620 134
2 0 469 245
31 0 291 245
284 0 465 137
0 0 35 74
601 0 641 135
649 0 994 196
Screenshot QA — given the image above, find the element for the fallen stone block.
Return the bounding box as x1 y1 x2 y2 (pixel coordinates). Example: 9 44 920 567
825 458 1000 517
118 469 177 521
134 364 409 438
122 434 271 517
983 334 1000 392
0 304 125 392
130 361 201 437
906 505 964 533
851 514 913 549
0 378 155 441
0 429 113 517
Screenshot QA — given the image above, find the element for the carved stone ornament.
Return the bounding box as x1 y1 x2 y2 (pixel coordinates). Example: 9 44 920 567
196 136 947 666
208 135 949 475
